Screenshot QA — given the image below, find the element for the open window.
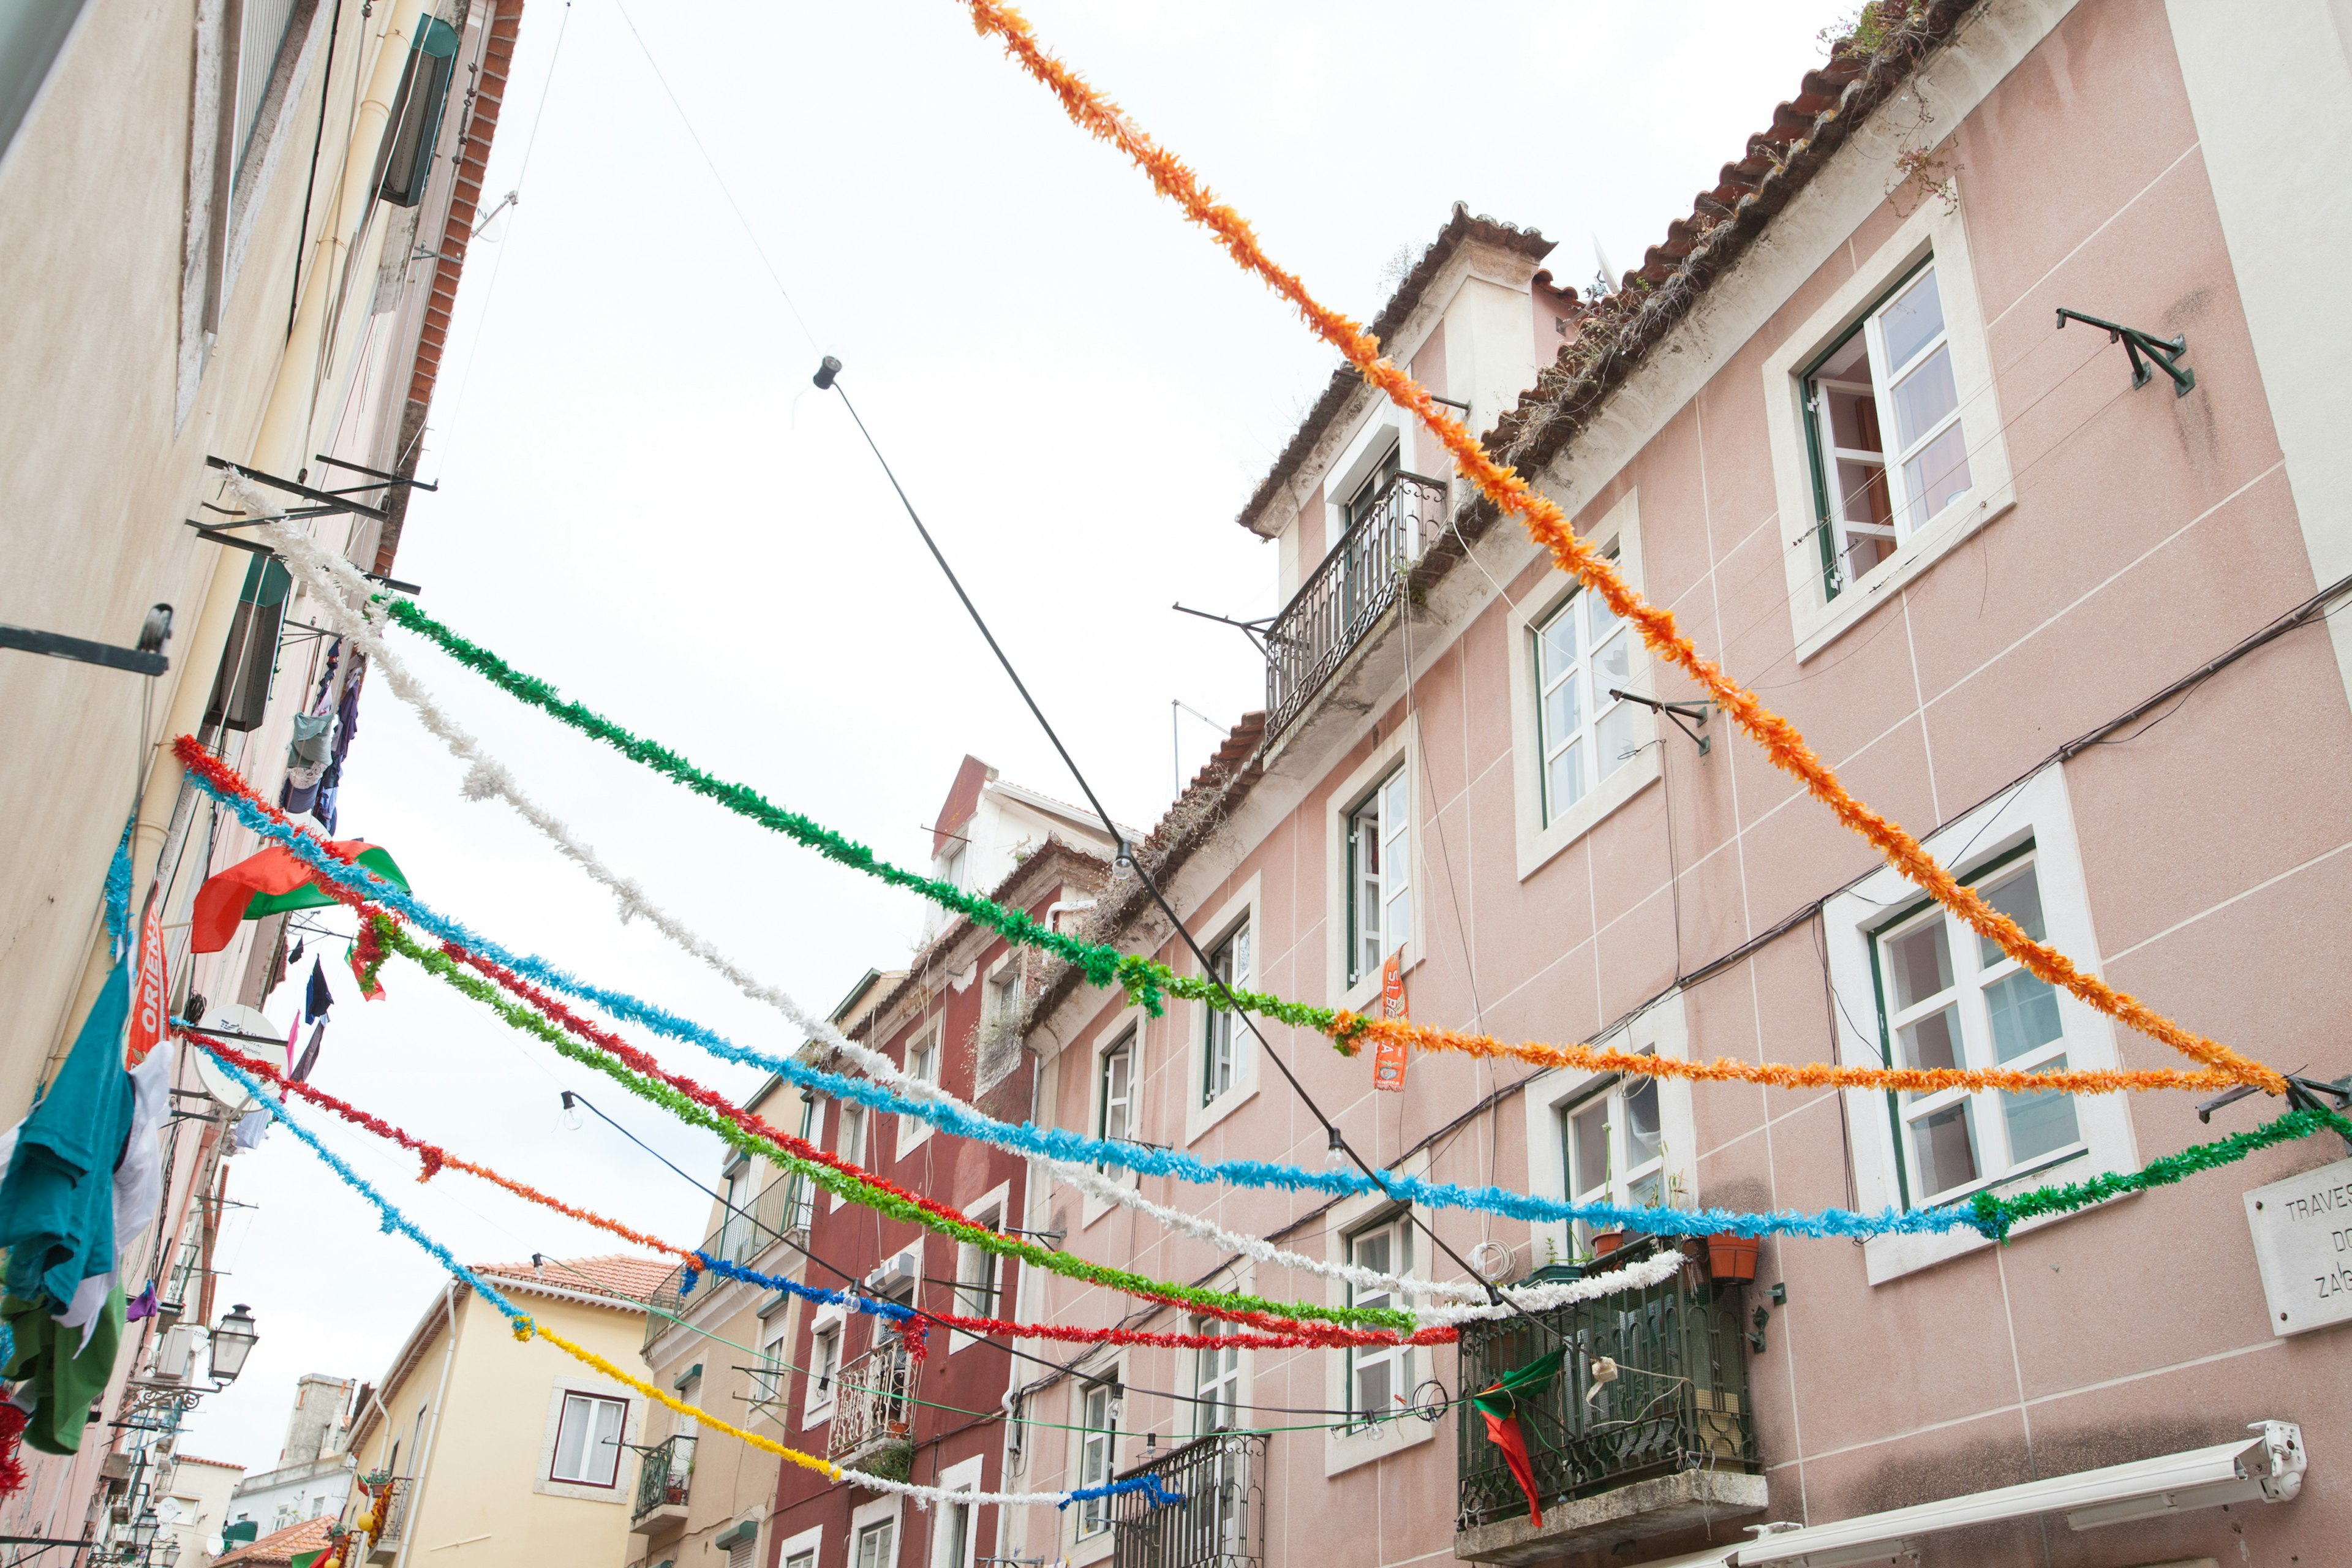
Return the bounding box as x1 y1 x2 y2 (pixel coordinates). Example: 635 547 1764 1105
1076 1379 1118 1539
1192 1317 1241 1435
1096 1029 1134 1178
1200 923 1250 1106
372 13 461 207
1802 259 1974 599
1561 1068 1667 1254
1344 768 1411 989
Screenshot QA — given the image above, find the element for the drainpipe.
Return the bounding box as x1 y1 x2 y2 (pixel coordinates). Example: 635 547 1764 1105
391 1282 461 1568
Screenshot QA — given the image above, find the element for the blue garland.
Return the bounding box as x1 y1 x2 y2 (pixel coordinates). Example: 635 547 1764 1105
203 1049 530 1325
185 770 1989 1243
685 1251 918 1328
202 1042 1175 1509
103 816 134 959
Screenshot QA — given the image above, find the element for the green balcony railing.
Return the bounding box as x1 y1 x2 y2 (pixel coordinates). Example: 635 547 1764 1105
632 1432 695 1521
1455 1239 1757 1532
642 1172 815 1349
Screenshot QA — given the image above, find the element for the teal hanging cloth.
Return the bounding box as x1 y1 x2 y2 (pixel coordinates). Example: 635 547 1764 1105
0 963 135 1310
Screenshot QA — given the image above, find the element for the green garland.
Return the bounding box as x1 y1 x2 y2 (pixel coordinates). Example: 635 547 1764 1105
380 597 1365 1042
1974 1105 2352 1239
375 920 1409 1332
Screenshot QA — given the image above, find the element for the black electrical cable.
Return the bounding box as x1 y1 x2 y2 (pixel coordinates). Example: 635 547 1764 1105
288 0 346 343
818 360 1547 1337
562 1088 1410 1421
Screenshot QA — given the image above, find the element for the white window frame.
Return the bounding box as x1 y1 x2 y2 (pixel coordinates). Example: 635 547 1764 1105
1191 1316 1243 1436
851 1494 902 1568
1823 766 2136 1284
1342 1215 1415 1431
1531 551 1638 827
899 1027 942 1154
1559 1067 1672 1257
802 1313 844 1429
1522 993 1697 1273
1343 765 1412 992
1096 1028 1136 1180
1319 1162 1436 1477
783 1091 818 1235
1765 190 2013 664
1183 875 1262 1146
948 1181 1012 1354
1325 728 1423 1013
1074 1377 1120 1542
777 1524 823 1568
927 1457 984 1568
830 1103 868 1212
532 1381 641 1502
753 1310 792 1419
1504 489 1659 881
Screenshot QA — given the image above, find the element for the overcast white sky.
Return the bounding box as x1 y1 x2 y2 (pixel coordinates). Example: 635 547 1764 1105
173 0 1837 1474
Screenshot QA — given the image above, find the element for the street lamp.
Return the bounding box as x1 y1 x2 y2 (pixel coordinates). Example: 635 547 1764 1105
127 1508 160 1558
208 1305 257 1385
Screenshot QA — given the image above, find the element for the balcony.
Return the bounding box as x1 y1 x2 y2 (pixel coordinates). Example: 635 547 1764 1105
826 1338 916 1470
1265 471 1449 741
1453 1240 1765 1565
364 1476 413 1564
632 1433 695 1531
1109 1431 1265 1568
642 1173 814 1349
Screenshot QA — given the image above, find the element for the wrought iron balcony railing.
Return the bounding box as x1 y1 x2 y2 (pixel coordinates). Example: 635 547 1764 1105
366 1476 414 1563
1109 1431 1266 1568
826 1338 916 1464
641 1172 813 1348
1265 471 1449 740
1455 1238 1757 1534
632 1433 695 1523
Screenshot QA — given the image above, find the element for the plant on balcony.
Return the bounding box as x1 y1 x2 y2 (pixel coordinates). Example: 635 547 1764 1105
862 1439 916 1484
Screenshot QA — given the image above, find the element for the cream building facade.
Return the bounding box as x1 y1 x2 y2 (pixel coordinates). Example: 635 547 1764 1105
347 1256 670 1567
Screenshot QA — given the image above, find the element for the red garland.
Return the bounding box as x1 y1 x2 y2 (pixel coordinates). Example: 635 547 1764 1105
0 1404 27 1499
169 745 1450 1348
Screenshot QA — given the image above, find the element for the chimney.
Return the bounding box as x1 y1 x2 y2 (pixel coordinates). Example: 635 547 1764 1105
281 1374 358 1465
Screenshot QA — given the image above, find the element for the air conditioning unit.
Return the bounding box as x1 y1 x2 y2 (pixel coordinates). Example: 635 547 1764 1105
863 1246 921 1296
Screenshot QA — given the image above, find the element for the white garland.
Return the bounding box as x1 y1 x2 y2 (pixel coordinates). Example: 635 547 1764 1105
247 494 1670 1325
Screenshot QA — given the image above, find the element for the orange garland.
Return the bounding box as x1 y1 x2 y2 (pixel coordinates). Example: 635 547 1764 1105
956 0 2287 1097
1329 1013 2242 1097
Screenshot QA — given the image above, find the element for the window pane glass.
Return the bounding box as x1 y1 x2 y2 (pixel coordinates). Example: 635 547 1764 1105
1569 1101 1609 1195
1627 1170 1663 1208
1352 1227 1390 1278
1595 700 1637 780
1543 676 1581 753
1355 1357 1392 1419
1977 866 2048 963
1909 1102 1978 1197
1983 970 2063 1061
1585 587 1621 647
588 1398 624 1485
553 1396 590 1479
1880 268 1945 373
1891 344 1959 451
1886 921 1953 1010
1548 740 1586 817
1537 616 1578 685
1593 629 1629 695
1382 771 1409 830
1624 1079 1662 1166
1896 1003 1963 1074
1901 418 1972 527
2002 1059 2081 1163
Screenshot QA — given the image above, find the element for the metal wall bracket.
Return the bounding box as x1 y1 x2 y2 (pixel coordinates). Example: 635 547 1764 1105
205 455 388 520
1172 600 1276 655
0 606 172 676
1609 688 1711 754
2056 308 2193 397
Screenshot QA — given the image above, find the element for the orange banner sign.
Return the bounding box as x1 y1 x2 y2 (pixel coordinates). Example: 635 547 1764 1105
126 891 169 1068
1373 954 1408 1092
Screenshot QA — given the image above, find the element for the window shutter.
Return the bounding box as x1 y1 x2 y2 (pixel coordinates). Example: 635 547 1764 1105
372 15 461 207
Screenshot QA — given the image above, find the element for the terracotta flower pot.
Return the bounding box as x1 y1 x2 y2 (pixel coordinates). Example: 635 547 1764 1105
1706 1233 1761 1283
1591 1229 1627 1257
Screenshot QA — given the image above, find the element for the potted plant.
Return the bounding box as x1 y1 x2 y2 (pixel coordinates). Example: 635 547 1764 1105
1706 1232 1761 1282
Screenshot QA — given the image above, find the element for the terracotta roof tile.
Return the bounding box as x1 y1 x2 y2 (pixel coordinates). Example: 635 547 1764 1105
214 1515 336 1566
475 1253 675 1303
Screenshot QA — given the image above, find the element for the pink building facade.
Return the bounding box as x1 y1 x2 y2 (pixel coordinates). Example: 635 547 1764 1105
955 3 2352 1567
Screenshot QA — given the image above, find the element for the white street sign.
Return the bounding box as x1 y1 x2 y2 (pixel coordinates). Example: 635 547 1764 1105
2244 1155 2352 1336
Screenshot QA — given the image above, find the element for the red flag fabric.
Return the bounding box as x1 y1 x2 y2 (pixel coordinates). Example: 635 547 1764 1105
1479 1408 1545 1528
190 841 380 954
125 895 169 1068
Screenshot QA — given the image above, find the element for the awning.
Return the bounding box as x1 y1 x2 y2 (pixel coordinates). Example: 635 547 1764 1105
1738 1422 2304 1567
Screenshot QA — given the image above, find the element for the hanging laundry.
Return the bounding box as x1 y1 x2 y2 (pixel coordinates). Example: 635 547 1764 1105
190 840 410 954
0 965 134 1311
288 937 306 967
124 1283 157 1323
304 958 333 1025
234 1104 276 1150
1 1285 123 1455
292 1022 326 1084
313 785 339 834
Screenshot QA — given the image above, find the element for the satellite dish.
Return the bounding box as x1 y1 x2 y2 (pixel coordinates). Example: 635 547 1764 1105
188 1003 280 1114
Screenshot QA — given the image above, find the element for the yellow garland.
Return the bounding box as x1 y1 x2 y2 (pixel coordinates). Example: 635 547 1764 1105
952 0 2288 1099
516 1316 842 1483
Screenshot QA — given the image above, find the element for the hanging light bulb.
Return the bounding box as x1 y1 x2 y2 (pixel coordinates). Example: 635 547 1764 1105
1325 1126 1350 1167
558 1090 584 1133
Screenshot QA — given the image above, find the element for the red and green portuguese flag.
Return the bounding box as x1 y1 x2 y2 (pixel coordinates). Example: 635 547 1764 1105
1469 1349 1564 1527
191 841 409 954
